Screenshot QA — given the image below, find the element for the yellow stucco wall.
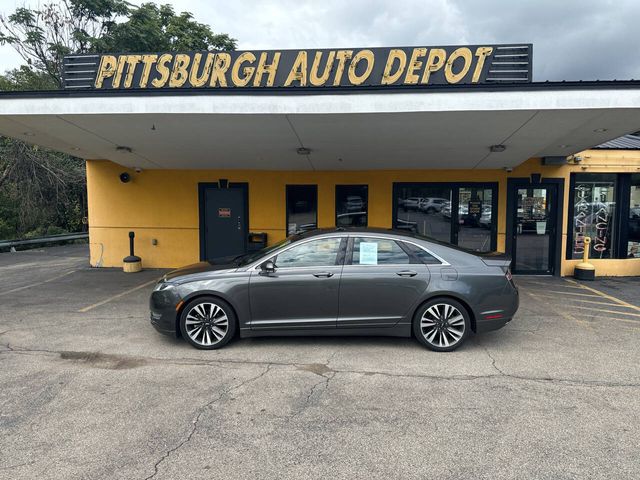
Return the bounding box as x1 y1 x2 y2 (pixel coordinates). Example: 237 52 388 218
86 150 640 276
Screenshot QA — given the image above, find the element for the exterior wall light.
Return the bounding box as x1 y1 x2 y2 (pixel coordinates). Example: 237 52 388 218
116 145 133 153
490 144 506 153
297 147 311 155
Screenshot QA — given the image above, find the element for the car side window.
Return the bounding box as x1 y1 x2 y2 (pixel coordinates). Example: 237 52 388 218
402 242 442 265
351 237 411 265
274 237 342 268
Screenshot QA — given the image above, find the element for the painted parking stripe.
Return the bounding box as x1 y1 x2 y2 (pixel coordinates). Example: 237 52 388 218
526 292 630 308
568 304 640 318
545 290 601 298
78 279 159 313
564 279 640 313
0 270 76 296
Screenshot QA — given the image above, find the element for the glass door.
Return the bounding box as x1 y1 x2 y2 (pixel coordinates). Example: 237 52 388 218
456 187 495 252
512 185 557 274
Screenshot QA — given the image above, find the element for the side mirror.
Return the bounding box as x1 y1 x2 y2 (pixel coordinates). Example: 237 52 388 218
260 260 276 274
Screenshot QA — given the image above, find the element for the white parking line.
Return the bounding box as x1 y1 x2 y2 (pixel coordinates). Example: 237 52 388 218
77 279 159 313
0 270 76 296
564 279 640 313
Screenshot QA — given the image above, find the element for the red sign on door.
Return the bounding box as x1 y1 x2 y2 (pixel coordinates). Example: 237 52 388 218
218 208 231 218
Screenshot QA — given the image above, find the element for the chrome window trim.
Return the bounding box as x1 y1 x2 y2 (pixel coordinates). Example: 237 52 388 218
250 234 347 270
349 235 450 266
248 233 450 270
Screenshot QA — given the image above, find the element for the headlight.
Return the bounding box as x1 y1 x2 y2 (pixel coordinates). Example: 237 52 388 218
153 279 175 291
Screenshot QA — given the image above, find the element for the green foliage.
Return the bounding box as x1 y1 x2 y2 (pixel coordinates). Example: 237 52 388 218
91 3 236 53
0 1 236 242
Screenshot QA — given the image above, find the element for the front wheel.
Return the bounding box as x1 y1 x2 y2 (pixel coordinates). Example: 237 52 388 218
413 298 470 352
179 296 237 350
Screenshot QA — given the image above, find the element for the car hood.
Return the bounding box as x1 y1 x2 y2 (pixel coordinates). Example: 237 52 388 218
163 258 239 283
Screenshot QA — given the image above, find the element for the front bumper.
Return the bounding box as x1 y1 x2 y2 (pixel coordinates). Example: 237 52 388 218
149 286 182 338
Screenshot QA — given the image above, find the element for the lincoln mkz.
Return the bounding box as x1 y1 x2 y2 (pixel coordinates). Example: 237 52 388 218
150 228 518 352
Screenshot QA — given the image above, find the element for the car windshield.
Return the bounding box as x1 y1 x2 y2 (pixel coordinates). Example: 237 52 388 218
236 237 293 266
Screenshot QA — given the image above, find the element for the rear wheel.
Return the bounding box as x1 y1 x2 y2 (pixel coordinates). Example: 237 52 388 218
179 296 237 350
413 298 470 352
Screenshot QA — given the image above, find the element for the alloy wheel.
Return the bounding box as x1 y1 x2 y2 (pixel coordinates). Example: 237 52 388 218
419 303 466 348
184 302 229 347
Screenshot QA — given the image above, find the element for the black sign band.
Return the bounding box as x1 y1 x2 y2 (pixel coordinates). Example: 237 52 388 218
63 44 532 90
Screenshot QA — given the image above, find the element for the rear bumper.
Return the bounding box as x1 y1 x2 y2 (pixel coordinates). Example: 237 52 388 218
475 282 519 334
475 316 512 333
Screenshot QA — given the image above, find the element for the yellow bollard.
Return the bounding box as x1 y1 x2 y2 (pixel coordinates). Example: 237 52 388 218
574 236 595 280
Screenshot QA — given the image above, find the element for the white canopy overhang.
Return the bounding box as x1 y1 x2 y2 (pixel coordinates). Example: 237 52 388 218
0 85 639 170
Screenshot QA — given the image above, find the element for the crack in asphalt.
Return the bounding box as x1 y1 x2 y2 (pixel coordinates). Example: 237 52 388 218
2 344 638 388
143 363 272 480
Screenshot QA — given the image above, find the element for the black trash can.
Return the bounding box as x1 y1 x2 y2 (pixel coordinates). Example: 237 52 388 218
247 232 267 252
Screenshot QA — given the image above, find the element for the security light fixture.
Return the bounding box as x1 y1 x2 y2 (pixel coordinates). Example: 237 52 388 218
490 144 506 153
116 145 132 153
593 128 608 133
297 147 311 155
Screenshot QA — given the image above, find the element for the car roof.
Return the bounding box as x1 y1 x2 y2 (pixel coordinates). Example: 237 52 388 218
295 227 424 241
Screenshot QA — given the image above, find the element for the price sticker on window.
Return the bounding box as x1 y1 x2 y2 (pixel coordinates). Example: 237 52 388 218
359 242 378 265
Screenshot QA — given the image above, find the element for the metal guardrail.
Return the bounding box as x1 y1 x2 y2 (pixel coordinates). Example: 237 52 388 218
0 232 88 249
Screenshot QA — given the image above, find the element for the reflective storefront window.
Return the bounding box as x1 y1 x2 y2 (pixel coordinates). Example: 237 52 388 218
286 185 317 235
395 185 452 242
628 174 640 258
394 183 497 252
457 187 494 252
571 174 616 259
336 185 368 227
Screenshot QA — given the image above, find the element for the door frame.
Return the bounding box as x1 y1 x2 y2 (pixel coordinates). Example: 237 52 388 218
505 177 564 275
392 182 499 251
198 182 249 261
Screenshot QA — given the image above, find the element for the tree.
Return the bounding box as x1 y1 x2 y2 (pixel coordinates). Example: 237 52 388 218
0 0 237 88
0 1 236 240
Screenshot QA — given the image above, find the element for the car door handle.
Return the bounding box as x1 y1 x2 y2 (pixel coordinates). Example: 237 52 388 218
313 272 334 278
396 270 418 277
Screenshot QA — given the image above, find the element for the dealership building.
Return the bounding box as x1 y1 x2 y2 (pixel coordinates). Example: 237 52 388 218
1 43 640 276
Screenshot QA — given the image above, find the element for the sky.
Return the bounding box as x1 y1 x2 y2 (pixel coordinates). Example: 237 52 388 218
0 0 639 81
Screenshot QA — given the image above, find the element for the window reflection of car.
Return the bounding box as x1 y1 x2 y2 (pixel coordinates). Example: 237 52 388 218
441 203 468 224
395 218 418 232
337 212 367 227
479 206 492 229
344 196 364 212
419 197 449 214
400 197 425 211
290 223 317 235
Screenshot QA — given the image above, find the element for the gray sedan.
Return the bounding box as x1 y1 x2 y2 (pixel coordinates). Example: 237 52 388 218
150 228 518 352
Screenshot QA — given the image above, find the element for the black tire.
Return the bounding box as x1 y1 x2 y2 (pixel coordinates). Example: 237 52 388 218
179 296 237 350
413 298 471 352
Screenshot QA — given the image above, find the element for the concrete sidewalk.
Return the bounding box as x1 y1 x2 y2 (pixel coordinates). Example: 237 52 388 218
1 246 639 479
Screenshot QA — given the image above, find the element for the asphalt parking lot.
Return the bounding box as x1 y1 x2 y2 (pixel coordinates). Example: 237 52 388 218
1 245 639 479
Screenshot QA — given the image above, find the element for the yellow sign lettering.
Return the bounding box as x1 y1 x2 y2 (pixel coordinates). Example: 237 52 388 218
210 53 231 87
444 47 472 83
285 51 308 87
472 47 493 83
94 55 117 88
404 48 427 84
310 51 335 86
151 54 172 88
231 52 256 87
421 48 446 84
189 53 214 87
382 49 407 85
332 50 353 86
139 54 158 88
348 49 374 85
253 51 281 87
